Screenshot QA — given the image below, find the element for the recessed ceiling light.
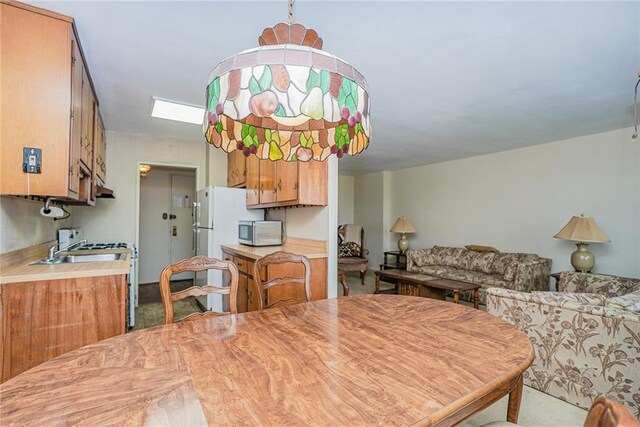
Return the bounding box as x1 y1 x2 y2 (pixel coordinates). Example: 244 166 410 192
151 97 204 125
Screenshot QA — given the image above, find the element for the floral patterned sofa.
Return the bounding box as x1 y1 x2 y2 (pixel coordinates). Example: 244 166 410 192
405 246 551 303
486 272 640 416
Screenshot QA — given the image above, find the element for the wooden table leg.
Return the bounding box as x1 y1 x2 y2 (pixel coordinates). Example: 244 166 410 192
473 289 479 309
453 290 459 304
374 274 380 294
507 374 524 423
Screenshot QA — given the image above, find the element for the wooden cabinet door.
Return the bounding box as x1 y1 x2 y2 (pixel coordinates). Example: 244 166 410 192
237 274 248 313
259 159 276 204
69 36 82 195
0 3 72 197
227 150 246 187
296 160 328 206
94 115 106 183
276 161 298 202
80 67 95 171
246 155 260 206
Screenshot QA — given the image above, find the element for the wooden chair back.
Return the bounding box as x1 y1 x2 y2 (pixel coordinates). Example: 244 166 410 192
159 256 239 324
253 251 311 310
583 396 640 427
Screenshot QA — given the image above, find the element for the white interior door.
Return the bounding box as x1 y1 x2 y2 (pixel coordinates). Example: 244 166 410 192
139 170 171 284
139 168 195 284
169 174 196 280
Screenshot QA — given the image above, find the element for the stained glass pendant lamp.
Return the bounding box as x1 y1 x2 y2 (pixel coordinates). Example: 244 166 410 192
203 0 371 161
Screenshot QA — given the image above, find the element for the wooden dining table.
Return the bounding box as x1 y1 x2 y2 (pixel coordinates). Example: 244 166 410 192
0 295 534 426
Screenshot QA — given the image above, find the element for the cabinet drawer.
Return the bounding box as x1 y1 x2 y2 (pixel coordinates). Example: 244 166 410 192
233 256 248 274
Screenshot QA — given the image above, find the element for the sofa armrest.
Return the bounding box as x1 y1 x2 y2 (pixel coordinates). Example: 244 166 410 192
486 288 639 321
405 249 431 270
512 258 552 293
557 272 640 297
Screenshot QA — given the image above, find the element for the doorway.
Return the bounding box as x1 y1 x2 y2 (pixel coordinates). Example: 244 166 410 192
138 165 196 285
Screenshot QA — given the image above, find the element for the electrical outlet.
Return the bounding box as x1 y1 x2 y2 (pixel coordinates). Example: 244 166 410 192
22 147 42 173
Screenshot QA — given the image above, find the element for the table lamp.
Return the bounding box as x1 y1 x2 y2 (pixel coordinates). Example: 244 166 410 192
553 214 610 272
390 217 416 254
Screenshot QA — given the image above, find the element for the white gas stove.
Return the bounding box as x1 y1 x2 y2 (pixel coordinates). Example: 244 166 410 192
58 228 138 329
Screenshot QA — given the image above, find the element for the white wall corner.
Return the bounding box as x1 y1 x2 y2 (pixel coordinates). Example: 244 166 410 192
327 156 339 298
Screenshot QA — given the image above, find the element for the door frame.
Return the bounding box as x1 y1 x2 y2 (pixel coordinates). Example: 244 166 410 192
134 161 201 282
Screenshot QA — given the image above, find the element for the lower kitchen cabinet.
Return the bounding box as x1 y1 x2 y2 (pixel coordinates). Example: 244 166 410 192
0 274 126 382
222 250 327 312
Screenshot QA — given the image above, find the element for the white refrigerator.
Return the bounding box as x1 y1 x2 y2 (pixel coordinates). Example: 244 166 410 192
193 186 264 312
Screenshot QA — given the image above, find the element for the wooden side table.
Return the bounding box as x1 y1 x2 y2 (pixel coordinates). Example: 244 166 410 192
379 251 407 270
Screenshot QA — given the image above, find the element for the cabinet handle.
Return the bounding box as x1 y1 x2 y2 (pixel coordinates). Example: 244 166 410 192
277 180 282 191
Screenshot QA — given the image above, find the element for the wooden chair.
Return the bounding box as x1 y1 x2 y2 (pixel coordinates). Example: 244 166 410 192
583 396 640 427
159 256 239 324
338 271 350 296
253 251 311 310
480 396 640 427
337 224 369 285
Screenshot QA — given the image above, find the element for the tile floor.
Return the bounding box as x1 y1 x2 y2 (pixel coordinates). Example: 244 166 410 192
133 271 587 425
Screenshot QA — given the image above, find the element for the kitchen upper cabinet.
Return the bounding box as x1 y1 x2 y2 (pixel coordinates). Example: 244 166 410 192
244 157 327 209
276 161 298 203
259 160 277 205
0 1 104 203
94 114 106 185
227 150 246 188
80 67 95 172
246 155 260 207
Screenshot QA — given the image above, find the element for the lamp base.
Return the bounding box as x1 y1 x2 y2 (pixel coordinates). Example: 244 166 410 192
397 234 409 254
571 242 594 273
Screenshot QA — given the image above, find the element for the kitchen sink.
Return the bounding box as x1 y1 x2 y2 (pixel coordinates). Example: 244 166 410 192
30 253 126 265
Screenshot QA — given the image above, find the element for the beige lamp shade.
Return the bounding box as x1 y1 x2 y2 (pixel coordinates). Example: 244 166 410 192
390 217 416 234
554 215 610 243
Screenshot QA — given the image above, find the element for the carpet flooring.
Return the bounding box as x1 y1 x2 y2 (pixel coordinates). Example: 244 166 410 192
131 279 203 331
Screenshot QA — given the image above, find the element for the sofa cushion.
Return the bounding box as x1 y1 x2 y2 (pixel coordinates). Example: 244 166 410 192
491 253 540 281
431 246 466 268
469 252 497 275
606 290 640 313
407 249 437 267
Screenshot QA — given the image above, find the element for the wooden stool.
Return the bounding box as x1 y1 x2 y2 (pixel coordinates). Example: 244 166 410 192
338 272 349 296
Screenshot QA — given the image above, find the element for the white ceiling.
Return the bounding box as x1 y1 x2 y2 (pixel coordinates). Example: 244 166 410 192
31 1 640 175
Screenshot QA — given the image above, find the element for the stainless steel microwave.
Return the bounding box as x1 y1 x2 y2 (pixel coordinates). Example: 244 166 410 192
238 220 283 246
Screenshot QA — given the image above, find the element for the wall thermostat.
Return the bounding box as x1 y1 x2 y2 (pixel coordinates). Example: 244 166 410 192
23 147 42 173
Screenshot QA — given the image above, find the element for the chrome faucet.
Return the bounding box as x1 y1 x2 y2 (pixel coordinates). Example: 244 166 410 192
46 239 87 262
47 243 62 261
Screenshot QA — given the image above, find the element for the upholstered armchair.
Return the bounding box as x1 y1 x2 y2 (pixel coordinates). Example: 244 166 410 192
337 224 369 285
486 272 640 416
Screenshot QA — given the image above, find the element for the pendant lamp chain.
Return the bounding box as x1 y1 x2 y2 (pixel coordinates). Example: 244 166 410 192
288 0 295 24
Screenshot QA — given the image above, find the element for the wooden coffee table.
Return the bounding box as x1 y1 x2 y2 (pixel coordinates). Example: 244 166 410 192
375 269 480 309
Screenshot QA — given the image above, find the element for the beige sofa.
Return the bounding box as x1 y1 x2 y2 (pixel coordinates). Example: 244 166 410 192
487 272 640 416
406 246 551 303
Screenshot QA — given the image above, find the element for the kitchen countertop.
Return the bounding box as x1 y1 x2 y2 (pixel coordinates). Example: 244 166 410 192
221 237 327 260
0 243 131 285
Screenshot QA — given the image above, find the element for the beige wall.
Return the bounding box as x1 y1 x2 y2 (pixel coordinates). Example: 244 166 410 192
353 171 392 271
0 197 72 253
338 175 355 225
356 128 639 278
73 131 223 243
206 143 228 189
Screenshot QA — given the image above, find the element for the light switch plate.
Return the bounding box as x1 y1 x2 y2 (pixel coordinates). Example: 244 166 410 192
22 147 42 173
